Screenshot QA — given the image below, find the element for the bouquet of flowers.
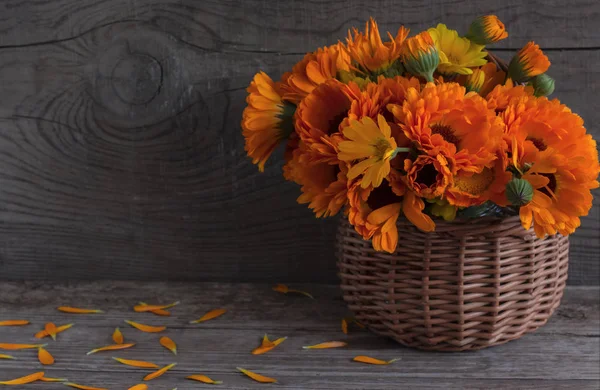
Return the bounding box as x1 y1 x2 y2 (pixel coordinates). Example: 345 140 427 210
241 16 600 253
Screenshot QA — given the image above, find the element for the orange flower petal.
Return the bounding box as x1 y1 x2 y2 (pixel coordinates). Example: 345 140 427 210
252 336 287 355
0 320 29 326
273 284 314 299
112 327 124 344
0 354 15 359
38 347 55 365
189 309 226 324
143 363 177 381
128 385 148 390
303 341 347 349
353 355 400 365
125 320 166 333
64 383 108 390
236 367 277 383
134 301 180 313
187 375 223 384
139 301 171 316
159 336 177 355
341 318 348 334
57 306 103 314
39 376 69 382
0 372 44 385
45 323 57 341
0 343 46 350
86 343 135 355
35 323 74 339
112 357 159 369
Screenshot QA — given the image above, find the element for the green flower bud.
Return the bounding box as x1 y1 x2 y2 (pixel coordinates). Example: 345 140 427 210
530 73 555 97
506 178 534 206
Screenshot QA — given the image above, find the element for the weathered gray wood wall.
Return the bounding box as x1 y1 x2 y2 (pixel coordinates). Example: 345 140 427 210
0 0 598 284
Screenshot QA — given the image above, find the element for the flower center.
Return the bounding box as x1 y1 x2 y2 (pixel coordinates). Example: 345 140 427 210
366 182 401 210
454 167 494 196
526 137 547 151
431 124 460 145
416 163 438 187
372 138 393 160
328 111 348 135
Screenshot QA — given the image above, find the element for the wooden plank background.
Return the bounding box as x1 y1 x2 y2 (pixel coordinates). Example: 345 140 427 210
0 0 598 284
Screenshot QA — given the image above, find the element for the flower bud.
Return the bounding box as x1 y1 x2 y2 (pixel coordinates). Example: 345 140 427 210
530 73 555 97
400 31 439 82
466 15 508 45
506 178 534 206
508 42 550 83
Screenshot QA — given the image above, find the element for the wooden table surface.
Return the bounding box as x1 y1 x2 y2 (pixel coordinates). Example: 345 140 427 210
0 282 598 389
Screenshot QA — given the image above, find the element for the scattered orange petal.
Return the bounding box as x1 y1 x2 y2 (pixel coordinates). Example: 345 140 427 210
86 343 135 355
0 320 29 326
64 383 108 390
273 284 314 299
236 367 277 383
303 341 347 349
38 347 55 365
128 385 148 390
0 343 46 350
189 309 226 324
0 372 44 385
139 301 171 316
39 376 68 382
354 320 366 328
35 323 74 339
353 355 400 365
125 320 166 333
112 327 124 344
143 363 177 381
45 323 57 341
252 335 287 355
0 354 14 359
159 336 177 355
57 306 103 314
112 357 159 369
187 374 223 384
341 318 348 334
134 301 180 313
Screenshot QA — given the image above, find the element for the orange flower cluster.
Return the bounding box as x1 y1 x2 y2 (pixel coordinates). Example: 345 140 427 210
241 16 599 252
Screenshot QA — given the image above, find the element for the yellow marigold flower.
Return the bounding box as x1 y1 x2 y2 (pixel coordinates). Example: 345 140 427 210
338 115 399 189
399 31 439 82
508 42 550 83
346 17 409 73
466 15 508 45
242 72 295 172
464 67 486 93
428 24 487 75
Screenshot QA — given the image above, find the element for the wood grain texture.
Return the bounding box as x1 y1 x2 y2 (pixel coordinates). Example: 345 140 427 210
0 282 597 389
0 0 598 283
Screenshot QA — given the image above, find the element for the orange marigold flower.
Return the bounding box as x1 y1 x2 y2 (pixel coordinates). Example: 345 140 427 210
242 72 296 172
485 82 534 112
284 141 348 218
466 15 508 45
295 79 351 164
508 42 550 83
338 115 399 189
404 154 453 199
281 43 351 104
346 18 409 73
389 82 505 173
399 31 439 82
499 92 600 236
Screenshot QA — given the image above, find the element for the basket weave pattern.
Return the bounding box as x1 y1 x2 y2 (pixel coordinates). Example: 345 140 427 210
337 216 569 351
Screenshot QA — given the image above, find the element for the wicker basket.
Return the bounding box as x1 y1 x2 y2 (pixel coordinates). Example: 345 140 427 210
337 216 569 351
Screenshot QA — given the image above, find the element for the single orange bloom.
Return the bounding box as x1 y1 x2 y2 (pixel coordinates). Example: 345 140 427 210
390 82 505 173
285 141 348 218
485 82 534 112
338 115 398 189
404 154 453 199
346 18 409 73
242 72 295 172
508 42 550 82
295 79 351 164
281 43 351 104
